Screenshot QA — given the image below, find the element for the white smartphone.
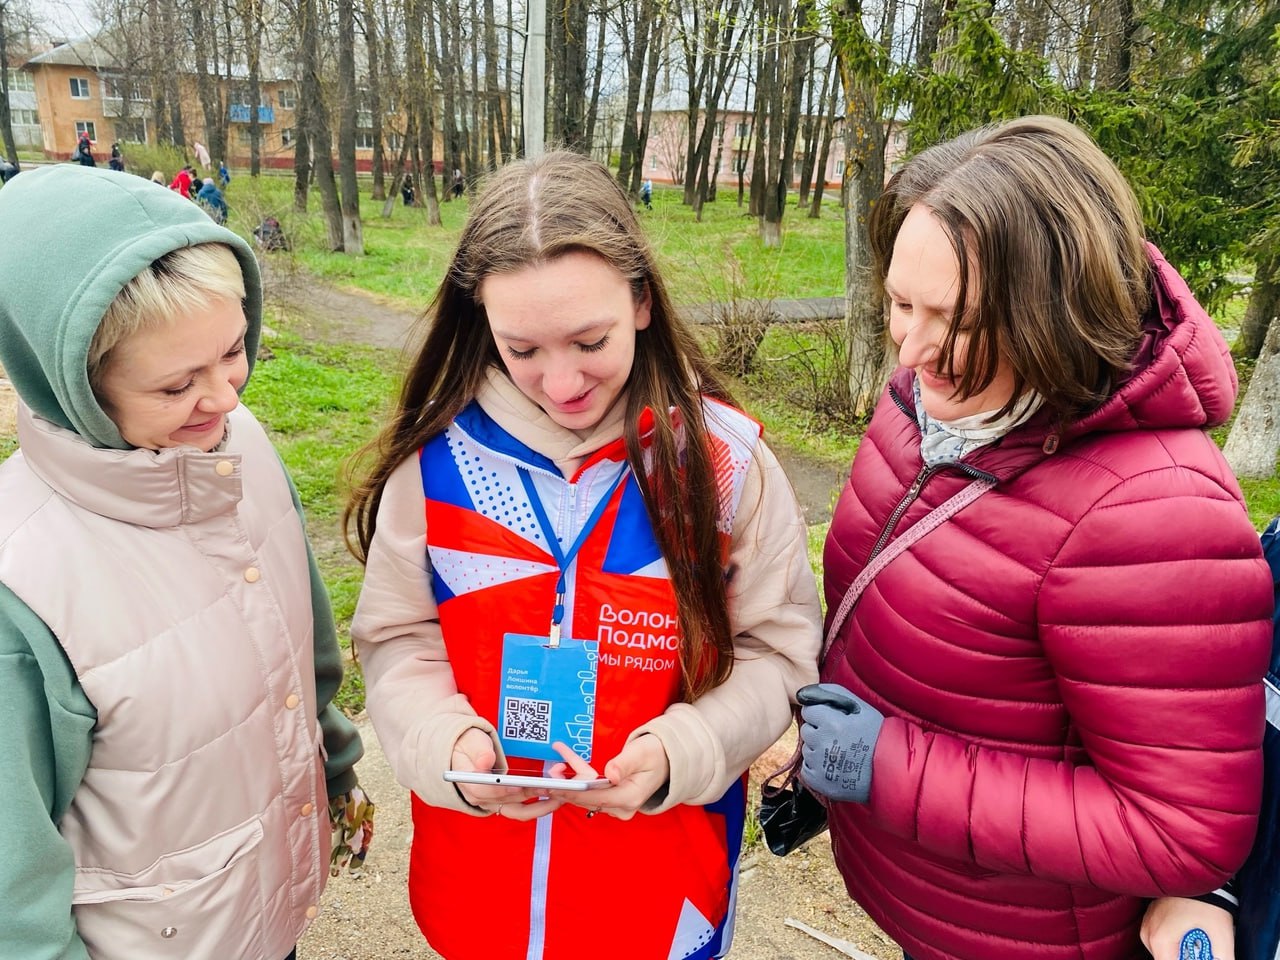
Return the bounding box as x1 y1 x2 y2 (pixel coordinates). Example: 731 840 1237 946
443 770 611 791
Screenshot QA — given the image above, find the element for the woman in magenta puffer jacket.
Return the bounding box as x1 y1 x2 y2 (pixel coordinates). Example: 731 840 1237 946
798 115 1274 960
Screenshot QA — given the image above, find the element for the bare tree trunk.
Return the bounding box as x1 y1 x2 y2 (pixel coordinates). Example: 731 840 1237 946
1225 307 1280 477
1240 253 1280 360
468 14 482 176
483 0 504 168
561 0 590 151
435 0 460 194
796 45 823 208
808 65 838 217
161 0 185 145
337 0 364 252
916 0 945 67
382 116 414 216
0 1 17 165
300 0 344 247
584 4 606 153
1103 0 1136 89
293 85 311 209
615 0 652 191
191 4 225 166
363 0 386 198
836 0 889 415
748 13 769 218
691 0 746 217
630 16 662 196
243 0 264 175
421 0 443 224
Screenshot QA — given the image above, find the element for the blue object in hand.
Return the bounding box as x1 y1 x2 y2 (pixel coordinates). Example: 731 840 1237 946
1179 928 1214 960
797 682 885 805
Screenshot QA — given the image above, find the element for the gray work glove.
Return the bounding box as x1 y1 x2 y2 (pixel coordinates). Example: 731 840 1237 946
798 683 885 805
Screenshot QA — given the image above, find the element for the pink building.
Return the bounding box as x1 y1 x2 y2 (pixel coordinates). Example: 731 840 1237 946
639 92 907 189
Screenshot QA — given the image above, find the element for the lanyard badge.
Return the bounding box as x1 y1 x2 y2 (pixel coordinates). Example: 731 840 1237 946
496 467 628 764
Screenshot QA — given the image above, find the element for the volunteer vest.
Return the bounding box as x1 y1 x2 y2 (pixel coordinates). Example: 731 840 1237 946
409 398 761 960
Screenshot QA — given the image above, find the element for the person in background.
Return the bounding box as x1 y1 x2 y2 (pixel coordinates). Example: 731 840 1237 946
196 176 228 225
73 133 95 167
401 173 415 206
150 169 166 186
108 142 124 172
169 164 194 198
641 178 653 210
0 165 372 960
345 150 821 960
800 114 1273 960
218 159 231 188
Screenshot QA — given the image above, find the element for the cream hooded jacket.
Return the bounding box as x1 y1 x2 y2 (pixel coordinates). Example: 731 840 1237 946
0 166 361 960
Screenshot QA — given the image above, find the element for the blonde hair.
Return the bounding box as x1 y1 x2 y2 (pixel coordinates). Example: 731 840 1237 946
345 150 739 700
870 114 1151 422
88 243 246 389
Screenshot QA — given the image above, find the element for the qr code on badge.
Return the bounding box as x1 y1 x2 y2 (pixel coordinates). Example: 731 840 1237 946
503 696 552 743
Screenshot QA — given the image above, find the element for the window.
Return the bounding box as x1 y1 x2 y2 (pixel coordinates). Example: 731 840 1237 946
356 130 376 150
70 77 90 99
115 119 146 142
280 127 295 146
735 122 750 139
75 120 97 141
102 75 145 102
13 109 39 126
733 152 748 173
6 69 34 92
277 85 296 110
386 133 402 152
648 155 657 170
834 160 845 176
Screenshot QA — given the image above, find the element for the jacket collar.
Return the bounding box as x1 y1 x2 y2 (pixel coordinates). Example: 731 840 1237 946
475 366 628 478
16 402 244 527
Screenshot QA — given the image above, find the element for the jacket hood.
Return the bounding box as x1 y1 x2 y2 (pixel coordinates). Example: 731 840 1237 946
1066 242 1237 437
0 165 262 449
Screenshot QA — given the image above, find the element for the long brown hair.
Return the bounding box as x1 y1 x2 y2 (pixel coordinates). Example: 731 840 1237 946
869 114 1151 423
345 150 738 699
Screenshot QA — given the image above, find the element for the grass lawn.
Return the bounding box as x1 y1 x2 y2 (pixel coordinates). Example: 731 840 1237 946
224 173 846 313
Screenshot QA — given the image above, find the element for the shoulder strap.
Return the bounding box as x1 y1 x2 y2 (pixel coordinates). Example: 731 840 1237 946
824 477 996 654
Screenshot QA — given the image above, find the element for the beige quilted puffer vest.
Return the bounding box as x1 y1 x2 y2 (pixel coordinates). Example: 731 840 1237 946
0 403 328 960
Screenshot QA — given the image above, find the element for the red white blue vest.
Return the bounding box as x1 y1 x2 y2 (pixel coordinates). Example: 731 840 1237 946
408 398 761 960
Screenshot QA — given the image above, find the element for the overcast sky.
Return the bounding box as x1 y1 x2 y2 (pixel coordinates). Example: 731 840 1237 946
28 0 99 40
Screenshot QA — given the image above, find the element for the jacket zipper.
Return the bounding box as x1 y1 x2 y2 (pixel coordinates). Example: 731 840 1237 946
871 386 998 560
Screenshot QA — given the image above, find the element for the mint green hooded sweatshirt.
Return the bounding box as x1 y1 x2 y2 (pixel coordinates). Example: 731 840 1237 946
0 166 359 959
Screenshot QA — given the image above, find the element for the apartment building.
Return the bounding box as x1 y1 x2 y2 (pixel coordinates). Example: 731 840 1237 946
4 62 42 150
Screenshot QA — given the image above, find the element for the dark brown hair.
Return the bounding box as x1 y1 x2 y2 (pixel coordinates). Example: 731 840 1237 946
344 150 738 700
870 114 1151 422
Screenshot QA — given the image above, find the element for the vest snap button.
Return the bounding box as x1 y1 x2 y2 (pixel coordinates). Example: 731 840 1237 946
306 905 319 919
301 801 314 816
243 566 261 583
285 693 300 709
160 927 178 938
215 460 234 476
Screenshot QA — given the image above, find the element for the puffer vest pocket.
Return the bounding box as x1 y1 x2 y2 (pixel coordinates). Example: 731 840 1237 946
71 816 267 960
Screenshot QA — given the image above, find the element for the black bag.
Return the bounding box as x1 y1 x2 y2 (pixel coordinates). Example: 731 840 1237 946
758 750 828 856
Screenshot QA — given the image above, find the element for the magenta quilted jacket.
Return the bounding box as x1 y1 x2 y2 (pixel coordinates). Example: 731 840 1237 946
821 246 1274 960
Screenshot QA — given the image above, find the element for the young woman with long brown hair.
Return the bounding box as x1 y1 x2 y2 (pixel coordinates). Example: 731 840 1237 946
345 150 820 960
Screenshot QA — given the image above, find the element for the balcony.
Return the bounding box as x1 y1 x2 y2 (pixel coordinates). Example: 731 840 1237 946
102 97 151 119
229 104 275 124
